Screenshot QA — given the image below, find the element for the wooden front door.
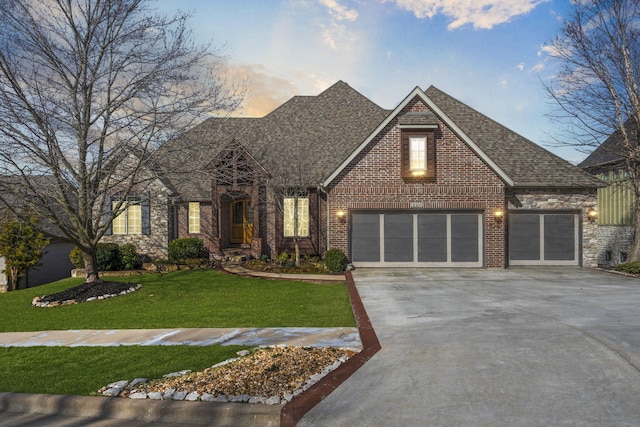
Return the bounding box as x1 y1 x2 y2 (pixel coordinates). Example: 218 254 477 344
229 200 253 244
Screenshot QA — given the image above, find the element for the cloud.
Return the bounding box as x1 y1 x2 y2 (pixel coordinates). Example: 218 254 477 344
516 63 525 71
319 0 359 21
386 0 550 30
224 64 302 117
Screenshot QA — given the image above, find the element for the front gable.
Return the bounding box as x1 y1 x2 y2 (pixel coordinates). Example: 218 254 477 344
323 87 513 188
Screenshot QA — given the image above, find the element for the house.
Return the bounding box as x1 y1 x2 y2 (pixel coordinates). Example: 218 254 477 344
103 81 603 268
0 177 75 291
580 120 637 266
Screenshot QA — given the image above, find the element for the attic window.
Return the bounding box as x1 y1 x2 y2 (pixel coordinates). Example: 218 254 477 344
401 130 435 179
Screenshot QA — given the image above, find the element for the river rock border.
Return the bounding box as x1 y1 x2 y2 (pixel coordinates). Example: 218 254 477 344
97 347 355 405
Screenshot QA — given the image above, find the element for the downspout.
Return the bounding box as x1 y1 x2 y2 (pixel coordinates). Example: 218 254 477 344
318 184 330 251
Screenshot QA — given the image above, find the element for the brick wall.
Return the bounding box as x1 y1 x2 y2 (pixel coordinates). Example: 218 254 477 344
175 201 216 255
327 96 507 268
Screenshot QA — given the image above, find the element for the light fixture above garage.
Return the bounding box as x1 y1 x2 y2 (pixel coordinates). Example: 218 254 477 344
587 207 598 222
336 209 347 224
494 208 505 221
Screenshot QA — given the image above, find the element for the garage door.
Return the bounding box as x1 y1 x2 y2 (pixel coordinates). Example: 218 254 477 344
508 212 579 266
351 211 483 267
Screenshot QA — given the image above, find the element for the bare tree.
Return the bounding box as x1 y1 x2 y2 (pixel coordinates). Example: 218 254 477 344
544 0 640 259
0 0 240 282
262 150 319 267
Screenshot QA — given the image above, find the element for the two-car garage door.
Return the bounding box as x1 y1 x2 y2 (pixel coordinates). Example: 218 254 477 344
508 212 579 266
349 210 580 267
351 211 483 267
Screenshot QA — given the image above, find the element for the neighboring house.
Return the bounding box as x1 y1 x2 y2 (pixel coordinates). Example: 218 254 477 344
105 81 603 268
580 120 637 266
0 240 74 291
0 177 74 291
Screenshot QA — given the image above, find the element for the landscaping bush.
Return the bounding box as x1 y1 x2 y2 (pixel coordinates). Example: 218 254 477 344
324 248 346 272
119 244 138 270
96 243 121 271
168 238 206 262
615 260 640 274
69 246 84 269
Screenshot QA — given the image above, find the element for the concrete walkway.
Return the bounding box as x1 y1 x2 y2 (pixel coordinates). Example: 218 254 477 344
299 267 640 426
0 327 361 349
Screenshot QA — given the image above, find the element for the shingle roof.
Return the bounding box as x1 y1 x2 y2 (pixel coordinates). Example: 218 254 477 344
157 82 603 199
578 119 636 170
155 81 390 199
424 86 604 188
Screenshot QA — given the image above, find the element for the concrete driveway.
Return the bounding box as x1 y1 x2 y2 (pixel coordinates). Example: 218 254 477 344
299 268 640 426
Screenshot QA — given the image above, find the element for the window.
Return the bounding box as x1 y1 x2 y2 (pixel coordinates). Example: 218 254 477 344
108 193 150 235
620 252 628 263
401 131 435 179
605 250 612 262
409 136 427 171
189 202 200 234
113 196 142 235
283 197 309 237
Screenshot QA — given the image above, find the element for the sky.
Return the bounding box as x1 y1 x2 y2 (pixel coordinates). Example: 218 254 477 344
155 0 585 163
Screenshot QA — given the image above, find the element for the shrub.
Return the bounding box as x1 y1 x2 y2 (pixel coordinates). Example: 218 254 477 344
69 246 84 269
324 248 346 273
615 260 640 274
96 243 121 271
120 244 138 270
168 238 206 262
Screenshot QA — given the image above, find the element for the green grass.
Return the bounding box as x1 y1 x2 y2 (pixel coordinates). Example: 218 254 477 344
0 269 355 331
0 269 355 396
0 345 248 395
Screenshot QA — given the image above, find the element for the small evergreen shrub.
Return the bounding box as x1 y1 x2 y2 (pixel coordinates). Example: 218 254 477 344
69 246 84 269
96 243 121 271
120 243 138 270
324 248 346 272
168 238 206 262
615 260 640 274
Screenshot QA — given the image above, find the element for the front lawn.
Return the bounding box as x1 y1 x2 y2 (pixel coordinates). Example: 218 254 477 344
0 269 355 396
0 345 249 395
0 269 355 331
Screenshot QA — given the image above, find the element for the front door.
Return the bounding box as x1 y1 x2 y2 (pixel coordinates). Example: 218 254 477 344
229 200 253 244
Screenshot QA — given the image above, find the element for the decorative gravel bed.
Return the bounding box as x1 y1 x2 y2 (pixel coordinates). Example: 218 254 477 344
98 346 358 405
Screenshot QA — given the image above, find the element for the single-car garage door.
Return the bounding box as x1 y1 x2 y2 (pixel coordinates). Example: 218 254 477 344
508 211 579 266
351 211 483 267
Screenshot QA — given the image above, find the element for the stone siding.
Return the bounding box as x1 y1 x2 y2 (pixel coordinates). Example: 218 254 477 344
102 179 171 260
595 225 634 267
507 189 598 267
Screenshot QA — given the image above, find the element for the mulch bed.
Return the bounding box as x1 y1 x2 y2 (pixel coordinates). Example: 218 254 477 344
32 281 142 307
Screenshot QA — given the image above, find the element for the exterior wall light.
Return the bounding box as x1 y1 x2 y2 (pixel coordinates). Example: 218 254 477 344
493 208 505 221
587 207 598 222
336 209 347 224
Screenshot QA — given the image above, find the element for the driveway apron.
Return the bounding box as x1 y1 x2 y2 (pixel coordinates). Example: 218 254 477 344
298 268 640 426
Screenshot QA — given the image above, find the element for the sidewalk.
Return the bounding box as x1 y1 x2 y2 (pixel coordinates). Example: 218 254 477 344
0 327 361 349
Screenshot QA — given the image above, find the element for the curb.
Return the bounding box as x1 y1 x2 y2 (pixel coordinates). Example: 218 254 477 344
0 392 280 426
280 270 381 426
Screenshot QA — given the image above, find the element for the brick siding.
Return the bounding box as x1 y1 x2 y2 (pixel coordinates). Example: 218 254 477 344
327 96 507 268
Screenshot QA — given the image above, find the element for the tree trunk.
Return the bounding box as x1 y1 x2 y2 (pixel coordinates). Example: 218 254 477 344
9 268 18 292
294 237 301 267
82 250 101 283
629 193 640 262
